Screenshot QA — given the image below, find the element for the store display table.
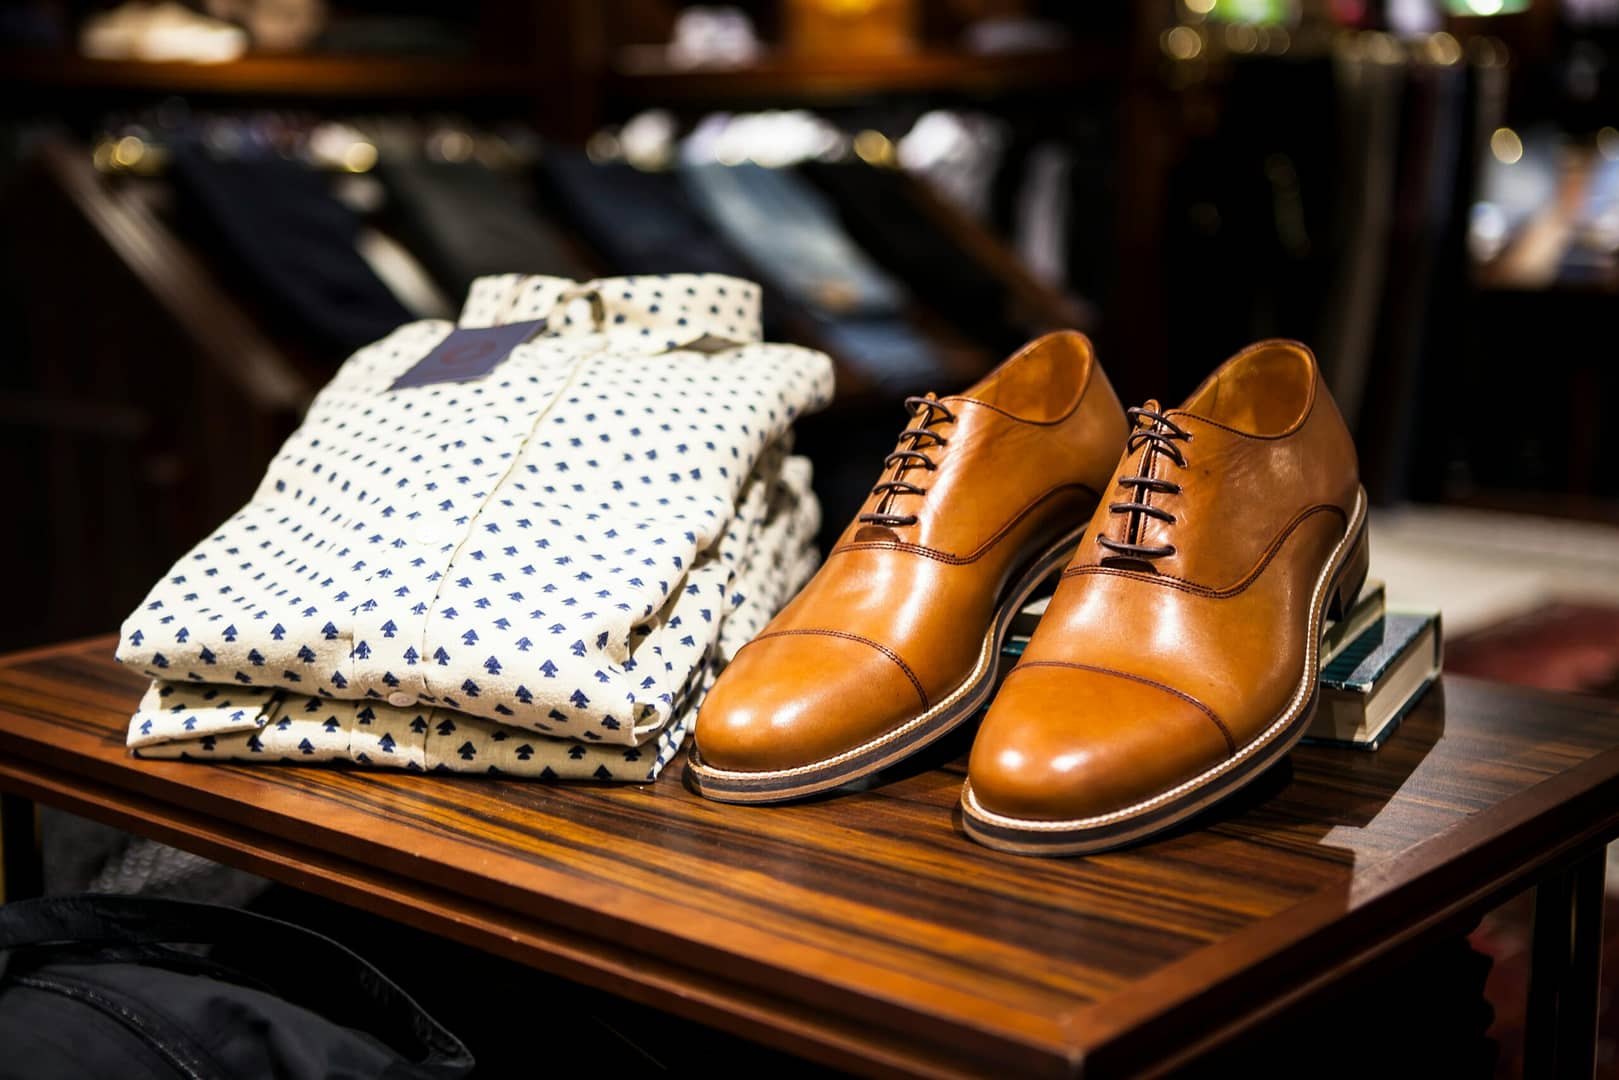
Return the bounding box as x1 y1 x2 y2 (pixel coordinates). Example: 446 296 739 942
0 636 1614 1078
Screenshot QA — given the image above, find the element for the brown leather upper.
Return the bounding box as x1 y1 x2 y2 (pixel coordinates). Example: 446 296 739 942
967 340 1362 822
695 331 1127 773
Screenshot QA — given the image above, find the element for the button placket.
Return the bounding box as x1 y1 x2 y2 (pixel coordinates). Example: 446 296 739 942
386 284 610 712
335 277 583 710
420 316 812 743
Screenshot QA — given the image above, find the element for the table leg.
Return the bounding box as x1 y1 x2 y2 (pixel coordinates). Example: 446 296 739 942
1524 849 1606 1080
1 792 44 902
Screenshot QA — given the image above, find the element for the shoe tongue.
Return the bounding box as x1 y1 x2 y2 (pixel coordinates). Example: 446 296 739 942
854 524 900 543
1137 399 1162 425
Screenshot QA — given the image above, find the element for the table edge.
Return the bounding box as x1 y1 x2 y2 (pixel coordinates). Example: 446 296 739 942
0 754 1039 1080
1065 743 1619 1075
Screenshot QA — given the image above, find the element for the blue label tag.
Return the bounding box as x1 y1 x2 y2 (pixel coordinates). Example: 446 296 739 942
389 320 546 391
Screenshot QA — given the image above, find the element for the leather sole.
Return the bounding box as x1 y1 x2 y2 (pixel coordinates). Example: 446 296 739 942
685 522 1090 804
959 487 1371 856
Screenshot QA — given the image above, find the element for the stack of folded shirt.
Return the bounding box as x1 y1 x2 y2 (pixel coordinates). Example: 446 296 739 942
117 273 834 781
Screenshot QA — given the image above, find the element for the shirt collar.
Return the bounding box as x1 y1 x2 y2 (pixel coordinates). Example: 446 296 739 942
458 273 763 350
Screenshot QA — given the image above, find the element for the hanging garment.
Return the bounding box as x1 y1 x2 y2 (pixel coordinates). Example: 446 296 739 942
1358 58 1467 503
1321 43 1407 432
798 159 1026 353
537 151 755 281
1012 142 1074 291
168 143 414 356
533 149 798 339
116 273 834 778
378 158 595 300
680 161 943 388
896 110 1009 223
680 161 903 316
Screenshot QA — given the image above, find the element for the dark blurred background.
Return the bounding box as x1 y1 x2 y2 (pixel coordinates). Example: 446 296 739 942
2 0 1617 655
1 4 1617 1069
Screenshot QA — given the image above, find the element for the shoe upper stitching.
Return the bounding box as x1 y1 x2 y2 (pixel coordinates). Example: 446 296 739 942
937 334 1098 427
1165 341 1321 442
833 482 1098 565
961 488 1368 834
1006 660 1236 755
745 628 930 711
690 524 1088 783
1066 503 1347 597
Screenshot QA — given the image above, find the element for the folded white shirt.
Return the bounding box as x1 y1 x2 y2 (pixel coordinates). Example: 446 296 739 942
129 452 820 780
116 273 834 757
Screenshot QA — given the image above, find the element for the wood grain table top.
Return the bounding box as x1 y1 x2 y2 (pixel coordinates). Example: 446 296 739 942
1 636 1617 1078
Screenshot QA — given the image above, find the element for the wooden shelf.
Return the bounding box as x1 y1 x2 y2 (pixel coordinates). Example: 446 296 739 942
0 52 535 98
5 640 1619 1077
607 45 1122 104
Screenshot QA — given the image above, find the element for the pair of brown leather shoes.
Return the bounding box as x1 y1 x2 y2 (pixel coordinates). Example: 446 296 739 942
687 331 1368 856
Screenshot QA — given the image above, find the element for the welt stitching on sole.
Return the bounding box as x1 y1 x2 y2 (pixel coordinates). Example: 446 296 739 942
691 526 1086 786
963 490 1366 837
749 628 930 711
1065 503 1348 598
962 687 1308 851
1007 660 1235 755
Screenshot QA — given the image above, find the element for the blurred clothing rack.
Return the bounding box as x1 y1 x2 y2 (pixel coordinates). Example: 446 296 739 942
6 0 1616 654
0 137 313 652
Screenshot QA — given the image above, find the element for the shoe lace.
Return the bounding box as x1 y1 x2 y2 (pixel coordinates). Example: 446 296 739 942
1096 404 1191 560
858 395 957 528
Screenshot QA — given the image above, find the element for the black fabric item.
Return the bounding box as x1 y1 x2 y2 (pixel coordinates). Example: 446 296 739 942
797 160 1025 353
1055 116 1117 311
1355 59 1467 504
537 151 946 393
1161 55 1342 401
535 150 755 279
533 149 793 338
378 159 594 299
169 145 412 357
0 894 473 1080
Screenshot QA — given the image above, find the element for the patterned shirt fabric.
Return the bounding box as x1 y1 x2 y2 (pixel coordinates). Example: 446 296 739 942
117 273 833 780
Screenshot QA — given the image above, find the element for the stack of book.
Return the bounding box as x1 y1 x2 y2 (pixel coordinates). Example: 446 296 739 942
1002 579 1443 751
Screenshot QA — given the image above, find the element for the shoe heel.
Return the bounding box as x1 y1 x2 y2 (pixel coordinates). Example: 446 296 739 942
1327 521 1370 623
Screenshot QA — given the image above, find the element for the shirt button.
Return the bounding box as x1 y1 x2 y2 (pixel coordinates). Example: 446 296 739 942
387 692 415 708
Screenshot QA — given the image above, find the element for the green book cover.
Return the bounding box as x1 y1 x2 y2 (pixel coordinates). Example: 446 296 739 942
1320 613 1434 694
1308 611 1443 750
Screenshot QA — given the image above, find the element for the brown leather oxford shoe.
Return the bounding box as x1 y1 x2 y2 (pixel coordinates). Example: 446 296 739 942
962 339 1368 855
688 331 1128 802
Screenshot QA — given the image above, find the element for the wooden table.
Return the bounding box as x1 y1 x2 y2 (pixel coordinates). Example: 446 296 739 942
0 636 1614 1078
